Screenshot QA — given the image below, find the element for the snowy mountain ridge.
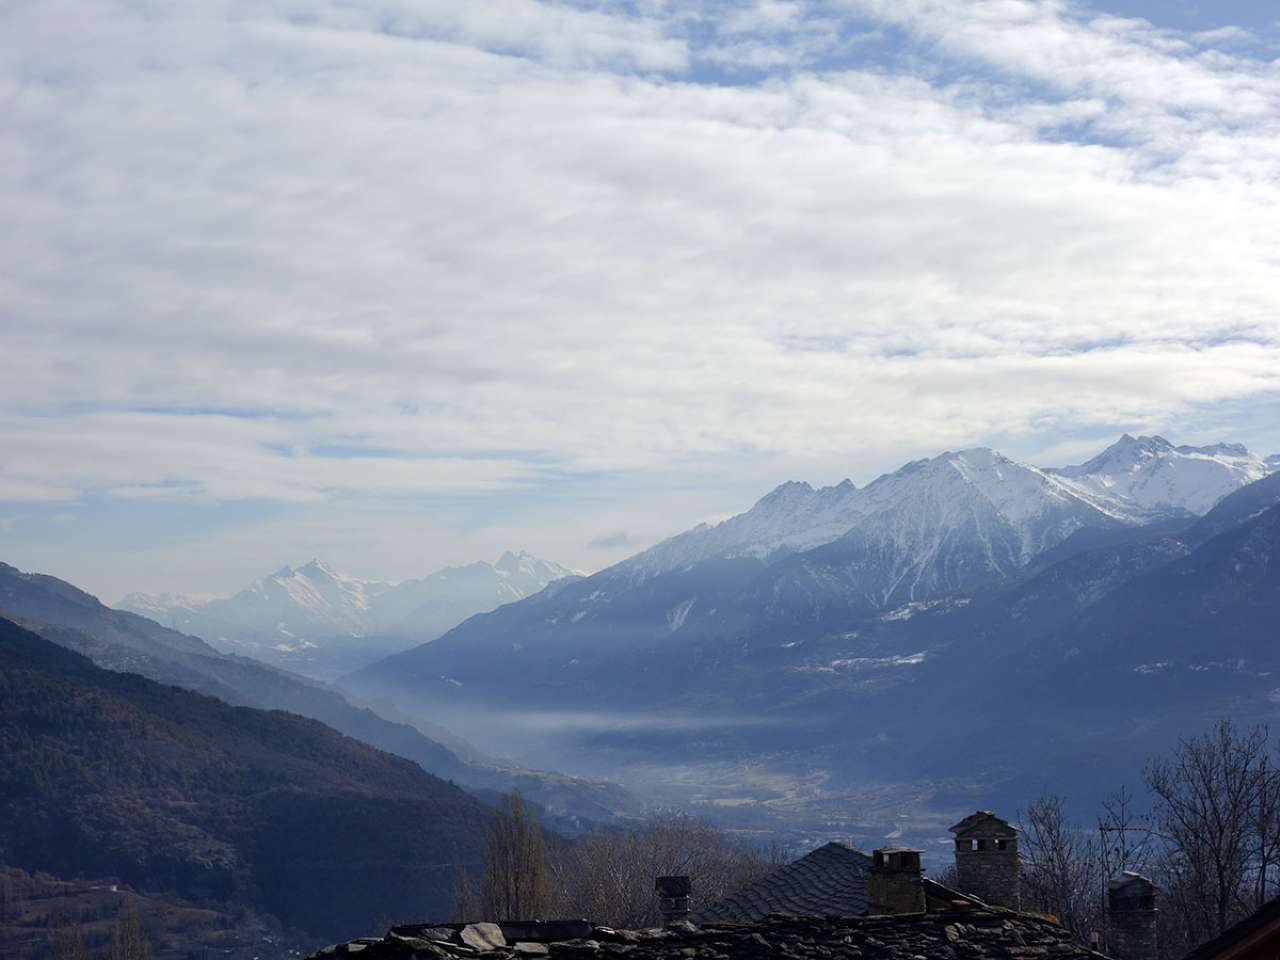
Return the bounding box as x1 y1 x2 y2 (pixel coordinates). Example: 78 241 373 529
118 551 579 680
1049 434 1273 515
612 437 1277 585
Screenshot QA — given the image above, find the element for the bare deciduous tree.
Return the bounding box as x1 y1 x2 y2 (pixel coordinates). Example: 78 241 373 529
1145 720 1272 940
551 814 783 929
51 923 90 960
110 898 153 960
472 789 553 921
1020 792 1102 943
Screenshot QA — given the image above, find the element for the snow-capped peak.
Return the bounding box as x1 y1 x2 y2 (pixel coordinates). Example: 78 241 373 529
613 437 1277 585
1050 435 1274 515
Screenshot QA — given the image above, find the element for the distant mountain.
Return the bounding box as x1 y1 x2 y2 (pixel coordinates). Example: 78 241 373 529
0 561 638 828
119 551 578 680
0 616 490 942
1049 434 1273 516
373 551 581 639
614 447 1150 586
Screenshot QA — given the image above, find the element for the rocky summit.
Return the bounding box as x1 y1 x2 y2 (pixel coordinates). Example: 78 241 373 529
309 907 1101 960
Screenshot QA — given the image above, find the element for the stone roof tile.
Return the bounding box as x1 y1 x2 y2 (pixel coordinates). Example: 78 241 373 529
694 842 871 923
311 907 1106 960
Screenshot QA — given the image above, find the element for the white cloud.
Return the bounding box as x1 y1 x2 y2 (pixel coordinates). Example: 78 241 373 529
1 0 1278 592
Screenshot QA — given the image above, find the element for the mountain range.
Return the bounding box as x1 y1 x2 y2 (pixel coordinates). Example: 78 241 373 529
120 551 577 680
7 432 1279 858
0 560 638 829
339 435 1280 837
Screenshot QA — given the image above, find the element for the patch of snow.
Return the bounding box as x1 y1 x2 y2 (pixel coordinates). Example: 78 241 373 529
666 597 696 632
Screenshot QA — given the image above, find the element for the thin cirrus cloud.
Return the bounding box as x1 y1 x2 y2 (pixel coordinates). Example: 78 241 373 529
1 0 1279 593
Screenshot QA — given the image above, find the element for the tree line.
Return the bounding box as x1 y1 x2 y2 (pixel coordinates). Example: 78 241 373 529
50 899 152 960
462 719 1280 960
452 789 784 929
1019 719 1280 960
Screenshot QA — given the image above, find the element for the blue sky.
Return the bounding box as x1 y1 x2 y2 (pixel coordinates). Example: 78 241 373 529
2 0 1279 599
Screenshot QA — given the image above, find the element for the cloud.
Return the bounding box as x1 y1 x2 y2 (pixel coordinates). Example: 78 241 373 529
588 530 636 550
1 0 1279 592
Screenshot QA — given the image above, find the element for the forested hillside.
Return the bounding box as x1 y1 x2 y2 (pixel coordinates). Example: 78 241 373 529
0 617 490 942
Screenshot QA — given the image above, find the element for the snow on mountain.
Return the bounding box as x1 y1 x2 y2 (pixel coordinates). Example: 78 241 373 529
115 590 213 622
118 552 578 680
370 551 580 638
730 448 1143 624
616 447 1134 585
613 438 1276 589
612 478 866 581
1050 435 1274 516
204 558 395 640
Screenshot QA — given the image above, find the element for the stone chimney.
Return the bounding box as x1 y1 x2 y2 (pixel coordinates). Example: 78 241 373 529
868 848 926 915
655 876 692 924
949 811 1020 910
1107 872 1157 960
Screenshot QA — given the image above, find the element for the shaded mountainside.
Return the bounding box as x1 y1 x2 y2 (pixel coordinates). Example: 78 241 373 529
1059 500 1280 671
0 562 639 828
0 617 490 943
0 562 467 777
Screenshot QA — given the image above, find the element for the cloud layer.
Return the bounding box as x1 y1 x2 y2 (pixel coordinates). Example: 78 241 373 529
2 0 1279 593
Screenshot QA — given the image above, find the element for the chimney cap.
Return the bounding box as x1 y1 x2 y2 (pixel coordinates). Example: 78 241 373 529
1108 872 1155 891
949 811 1019 837
656 876 692 897
872 848 923 871
1108 872 1156 912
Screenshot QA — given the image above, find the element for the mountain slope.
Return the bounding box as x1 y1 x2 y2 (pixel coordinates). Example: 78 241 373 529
1057 500 1280 670
0 561 637 826
121 552 578 680
741 449 1138 626
346 448 1143 711
0 616 489 941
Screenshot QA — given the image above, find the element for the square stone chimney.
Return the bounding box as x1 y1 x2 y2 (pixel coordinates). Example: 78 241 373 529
1107 872 1157 960
868 848 926 915
655 876 692 924
949 811 1020 910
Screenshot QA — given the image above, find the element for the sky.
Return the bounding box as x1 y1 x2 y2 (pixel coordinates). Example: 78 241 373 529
2 0 1280 601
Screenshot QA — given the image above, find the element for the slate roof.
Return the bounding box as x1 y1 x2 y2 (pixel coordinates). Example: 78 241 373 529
1182 894 1280 960
693 842 871 922
310 905 1108 960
